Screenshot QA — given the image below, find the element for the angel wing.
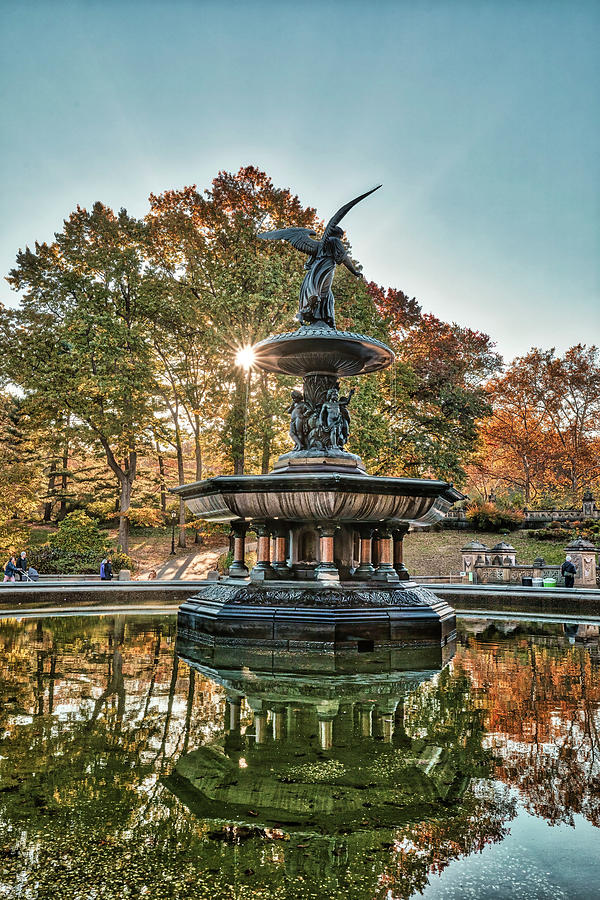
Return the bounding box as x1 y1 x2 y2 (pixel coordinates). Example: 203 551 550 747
320 185 382 247
258 227 319 256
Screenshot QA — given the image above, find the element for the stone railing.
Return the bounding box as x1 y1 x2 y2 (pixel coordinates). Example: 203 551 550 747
471 564 562 586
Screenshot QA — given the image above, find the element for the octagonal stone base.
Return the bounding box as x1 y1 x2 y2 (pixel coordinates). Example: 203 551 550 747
177 580 456 670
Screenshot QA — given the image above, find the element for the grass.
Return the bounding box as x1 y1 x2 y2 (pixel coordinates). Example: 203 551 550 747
404 528 571 576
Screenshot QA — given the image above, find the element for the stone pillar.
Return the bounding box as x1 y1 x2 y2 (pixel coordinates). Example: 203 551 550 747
250 522 276 581
316 525 339 582
564 538 598 587
392 525 410 581
229 521 249 578
318 717 334 750
373 527 399 583
357 703 373 738
272 523 290 576
582 490 596 518
354 525 375 580
314 701 338 749
271 704 286 741
376 700 398 743
227 694 242 732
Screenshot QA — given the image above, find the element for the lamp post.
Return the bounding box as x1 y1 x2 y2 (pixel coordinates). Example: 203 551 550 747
170 511 177 555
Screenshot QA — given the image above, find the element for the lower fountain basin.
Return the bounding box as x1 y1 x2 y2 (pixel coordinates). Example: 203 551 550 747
177 580 457 664
173 472 463 525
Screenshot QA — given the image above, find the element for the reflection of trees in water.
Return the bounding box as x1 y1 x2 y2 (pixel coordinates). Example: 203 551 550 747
457 634 600 827
0 616 597 899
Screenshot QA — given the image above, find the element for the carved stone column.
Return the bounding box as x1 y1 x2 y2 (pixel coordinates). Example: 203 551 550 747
357 702 373 738
251 522 276 581
373 527 399 582
254 711 268 744
227 694 242 732
392 525 410 581
229 521 249 578
316 525 339 582
272 523 290 576
354 525 375 580
270 703 286 741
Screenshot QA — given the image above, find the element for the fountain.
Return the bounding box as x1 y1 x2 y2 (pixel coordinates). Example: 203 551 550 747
174 186 463 655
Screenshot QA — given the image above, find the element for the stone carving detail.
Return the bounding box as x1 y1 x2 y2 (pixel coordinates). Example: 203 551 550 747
259 186 380 329
287 374 355 452
194 583 442 609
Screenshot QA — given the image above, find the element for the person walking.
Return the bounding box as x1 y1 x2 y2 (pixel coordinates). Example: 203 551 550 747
3 556 18 583
15 551 28 581
560 555 577 588
100 557 113 581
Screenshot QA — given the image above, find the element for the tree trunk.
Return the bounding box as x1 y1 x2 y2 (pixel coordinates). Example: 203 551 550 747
43 460 57 522
156 442 167 513
231 370 248 475
175 426 187 549
194 414 202 481
260 372 272 474
58 434 70 521
118 473 132 553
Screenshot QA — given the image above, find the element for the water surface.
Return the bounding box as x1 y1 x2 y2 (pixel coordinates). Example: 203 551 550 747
1 614 599 899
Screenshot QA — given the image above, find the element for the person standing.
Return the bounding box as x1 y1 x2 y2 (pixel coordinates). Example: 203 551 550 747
3 556 18 582
15 551 28 581
560 555 577 588
100 557 113 581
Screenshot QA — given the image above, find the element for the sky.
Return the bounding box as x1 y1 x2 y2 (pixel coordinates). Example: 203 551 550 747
1 0 598 362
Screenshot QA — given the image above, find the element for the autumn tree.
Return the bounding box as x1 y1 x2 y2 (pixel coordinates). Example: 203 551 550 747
3 204 162 552
375 313 502 481
146 166 319 474
471 345 600 504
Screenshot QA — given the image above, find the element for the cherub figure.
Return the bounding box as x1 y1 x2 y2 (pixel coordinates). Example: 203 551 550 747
319 386 355 450
287 389 310 450
258 185 381 329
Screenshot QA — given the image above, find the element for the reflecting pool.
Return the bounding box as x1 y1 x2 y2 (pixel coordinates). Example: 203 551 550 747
1 614 599 899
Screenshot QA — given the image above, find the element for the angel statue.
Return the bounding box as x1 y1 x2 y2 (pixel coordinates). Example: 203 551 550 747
258 185 381 329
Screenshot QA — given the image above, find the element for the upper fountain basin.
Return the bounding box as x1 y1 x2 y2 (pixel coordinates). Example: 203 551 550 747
252 324 395 376
172 472 463 526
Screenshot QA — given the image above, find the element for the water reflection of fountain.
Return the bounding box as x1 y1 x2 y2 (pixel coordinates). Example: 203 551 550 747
162 637 518 897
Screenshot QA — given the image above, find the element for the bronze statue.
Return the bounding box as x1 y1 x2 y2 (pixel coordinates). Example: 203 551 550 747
258 185 381 329
320 386 355 450
287 383 355 452
288 389 310 450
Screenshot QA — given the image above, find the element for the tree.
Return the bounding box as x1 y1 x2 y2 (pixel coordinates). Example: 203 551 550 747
146 166 319 474
4 204 161 552
0 392 43 555
471 345 600 504
380 314 502 481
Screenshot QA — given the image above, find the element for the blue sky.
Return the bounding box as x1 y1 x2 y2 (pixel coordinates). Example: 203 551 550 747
1 0 598 361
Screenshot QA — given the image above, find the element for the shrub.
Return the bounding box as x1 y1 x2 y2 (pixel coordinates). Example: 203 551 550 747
466 501 523 532
49 511 109 554
127 507 164 528
527 527 572 542
217 550 233 573
29 511 134 575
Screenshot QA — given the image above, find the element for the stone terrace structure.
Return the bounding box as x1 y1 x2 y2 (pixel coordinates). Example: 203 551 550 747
461 537 599 587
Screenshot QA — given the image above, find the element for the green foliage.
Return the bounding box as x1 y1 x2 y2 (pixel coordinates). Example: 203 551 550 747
48 511 109 554
527 527 573 542
466 501 523 532
28 511 134 573
217 550 233 573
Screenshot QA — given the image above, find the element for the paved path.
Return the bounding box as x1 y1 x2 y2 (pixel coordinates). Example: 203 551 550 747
149 541 257 581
